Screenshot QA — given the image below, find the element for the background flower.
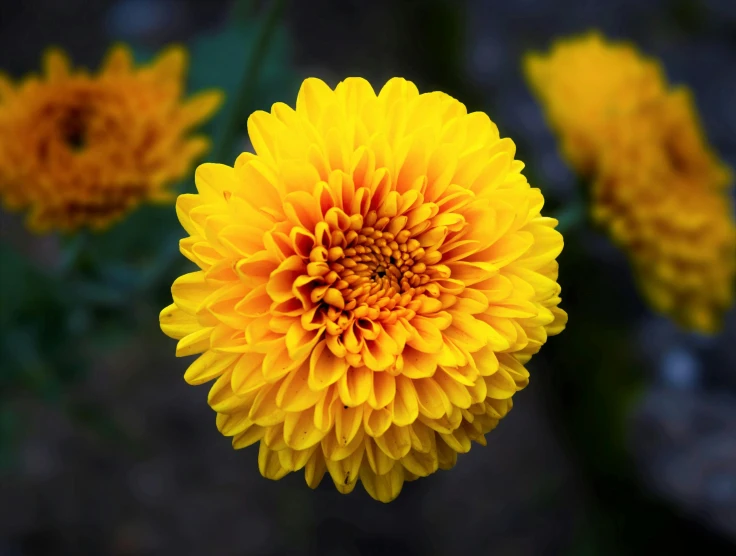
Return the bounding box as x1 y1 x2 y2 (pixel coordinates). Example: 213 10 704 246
525 32 735 332
594 89 735 332
524 32 667 176
161 76 566 502
0 45 222 232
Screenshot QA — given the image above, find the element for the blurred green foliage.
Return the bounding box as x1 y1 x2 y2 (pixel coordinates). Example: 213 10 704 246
0 9 299 471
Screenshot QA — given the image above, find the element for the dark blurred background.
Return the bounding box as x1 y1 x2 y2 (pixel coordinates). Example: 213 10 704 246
1 0 735 554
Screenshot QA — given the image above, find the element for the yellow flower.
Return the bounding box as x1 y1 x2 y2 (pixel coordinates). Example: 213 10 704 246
160 77 567 502
593 90 735 332
0 45 222 232
524 31 666 176
525 32 735 332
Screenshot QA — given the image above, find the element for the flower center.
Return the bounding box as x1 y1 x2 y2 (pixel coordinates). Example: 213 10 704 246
59 106 90 152
306 207 446 340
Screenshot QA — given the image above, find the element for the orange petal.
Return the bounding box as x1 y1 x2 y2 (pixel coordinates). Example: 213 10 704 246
276 363 324 412
309 339 349 390
368 372 396 409
337 366 373 407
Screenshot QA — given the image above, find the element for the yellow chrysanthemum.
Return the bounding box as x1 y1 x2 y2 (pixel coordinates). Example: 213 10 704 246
0 45 222 232
160 77 567 502
525 33 735 332
593 90 735 332
524 31 667 175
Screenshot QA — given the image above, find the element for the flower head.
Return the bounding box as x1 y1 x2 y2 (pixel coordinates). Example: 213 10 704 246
160 77 566 502
524 31 666 175
525 33 735 332
0 45 222 232
593 89 734 332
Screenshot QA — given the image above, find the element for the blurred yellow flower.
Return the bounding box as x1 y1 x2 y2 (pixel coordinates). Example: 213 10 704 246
0 45 222 232
525 32 735 332
593 90 734 332
160 77 567 502
524 31 666 176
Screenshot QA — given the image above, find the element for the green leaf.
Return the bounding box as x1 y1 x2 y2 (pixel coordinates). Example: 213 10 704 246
188 18 299 163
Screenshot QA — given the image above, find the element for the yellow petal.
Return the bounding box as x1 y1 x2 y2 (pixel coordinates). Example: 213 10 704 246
231 352 267 395
391 375 419 426
175 327 211 357
364 437 396 475
337 366 373 407
407 316 444 353
484 369 516 399
264 422 287 451
217 410 252 436
359 463 405 503
283 410 326 450
439 426 472 454
296 77 335 124
258 442 289 480
374 424 412 460
436 435 459 470
171 271 212 314
208 370 244 413
433 369 472 409
304 448 327 489
335 404 363 448
102 44 133 76
44 48 70 81
232 424 265 448
309 339 349 389
181 90 224 128
249 382 286 426
150 45 186 82
277 363 324 412
400 442 438 477
278 446 316 472
184 350 238 385
325 444 365 494
409 421 435 453
363 406 393 438
368 371 395 409
262 340 303 381
414 377 451 419
160 303 200 339
313 385 339 432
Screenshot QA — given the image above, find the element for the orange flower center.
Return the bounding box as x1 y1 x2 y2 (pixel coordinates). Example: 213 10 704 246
58 105 91 152
284 203 452 372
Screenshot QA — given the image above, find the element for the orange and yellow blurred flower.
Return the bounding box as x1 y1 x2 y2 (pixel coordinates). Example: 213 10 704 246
160 77 567 502
525 32 735 332
0 45 222 232
593 89 734 332
525 32 667 176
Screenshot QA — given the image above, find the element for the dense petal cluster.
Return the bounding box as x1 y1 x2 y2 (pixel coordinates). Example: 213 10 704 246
525 32 735 332
160 77 566 502
0 45 222 232
525 32 666 175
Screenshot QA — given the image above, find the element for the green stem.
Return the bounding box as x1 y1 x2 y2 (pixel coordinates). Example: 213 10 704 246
214 0 286 164
58 230 90 276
